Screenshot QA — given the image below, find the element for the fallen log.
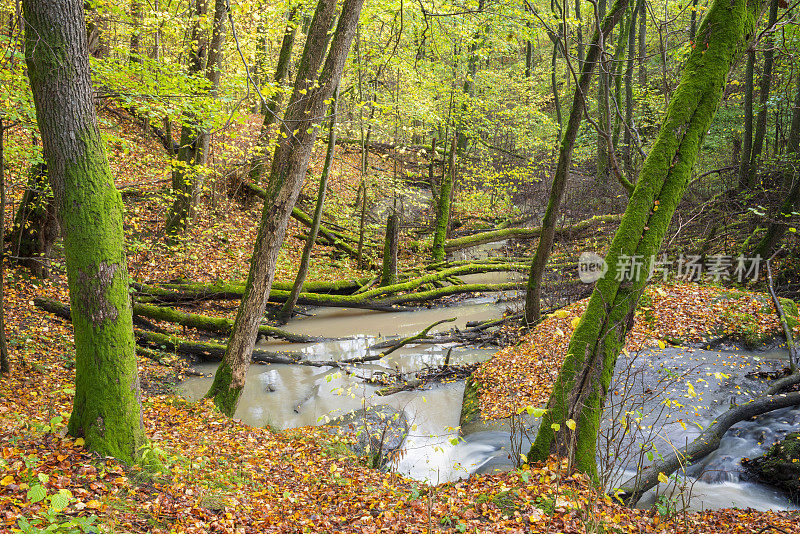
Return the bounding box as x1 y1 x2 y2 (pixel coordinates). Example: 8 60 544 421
358 263 529 300
134 283 401 312
133 302 320 343
618 371 800 505
373 318 456 356
162 277 371 295
381 282 526 305
34 297 301 364
236 180 364 260
443 213 622 252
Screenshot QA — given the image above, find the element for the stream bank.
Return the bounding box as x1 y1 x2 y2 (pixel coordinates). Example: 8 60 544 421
179 280 800 511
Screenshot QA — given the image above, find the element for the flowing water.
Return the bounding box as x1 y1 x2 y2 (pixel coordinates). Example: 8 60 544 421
180 283 798 511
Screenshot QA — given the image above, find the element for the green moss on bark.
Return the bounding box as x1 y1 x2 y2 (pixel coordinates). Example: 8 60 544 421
529 0 765 477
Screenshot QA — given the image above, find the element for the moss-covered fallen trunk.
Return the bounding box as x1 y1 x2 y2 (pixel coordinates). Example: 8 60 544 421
443 213 621 252
134 282 400 311
133 302 320 343
34 297 301 364
237 180 362 259
134 330 300 364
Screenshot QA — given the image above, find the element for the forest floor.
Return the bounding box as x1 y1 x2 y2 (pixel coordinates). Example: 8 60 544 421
1 109 800 532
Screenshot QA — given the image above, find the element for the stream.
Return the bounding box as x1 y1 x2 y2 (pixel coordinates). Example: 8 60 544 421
180 283 798 512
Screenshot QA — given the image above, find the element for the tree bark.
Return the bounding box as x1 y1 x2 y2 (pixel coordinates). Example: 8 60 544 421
10 163 59 278
279 86 339 321
248 7 300 183
129 0 142 64
206 0 365 417
164 0 209 240
637 0 646 87
380 211 400 287
623 0 640 176
529 0 767 477
524 0 631 325
23 0 146 463
432 136 457 263
738 49 755 189
745 0 779 187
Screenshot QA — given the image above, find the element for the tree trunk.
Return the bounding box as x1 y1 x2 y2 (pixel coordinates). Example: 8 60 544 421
432 136 457 263
164 0 209 240
596 0 610 184
576 0 585 68
738 49 755 189
529 0 766 477
0 118 9 375
745 0 779 187
23 0 146 463
753 173 800 258
445 213 622 252
279 86 339 321
788 68 800 155
205 0 365 417
637 0 646 87
248 7 299 183
623 0 640 176
129 0 141 64
380 211 400 287
524 0 631 325
10 163 59 278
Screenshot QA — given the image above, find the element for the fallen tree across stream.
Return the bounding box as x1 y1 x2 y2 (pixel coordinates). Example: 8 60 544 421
33 297 301 364
443 213 622 252
133 262 531 311
617 371 800 506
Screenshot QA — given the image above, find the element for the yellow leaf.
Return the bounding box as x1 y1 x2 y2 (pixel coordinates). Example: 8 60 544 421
74 437 85 447
565 419 576 431
86 499 102 509
554 310 569 319
0 475 14 485
571 316 580 329
551 423 561 432
657 472 669 484
657 340 666 349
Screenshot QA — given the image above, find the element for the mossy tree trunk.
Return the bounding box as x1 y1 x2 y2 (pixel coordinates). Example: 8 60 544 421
529 0 766 477
380 210 400 287
431 136 457 263
10 162 59 278
206 0 364 417
524 0 631 325
279 86 339 322
248 7 299 183
23 0 146 463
